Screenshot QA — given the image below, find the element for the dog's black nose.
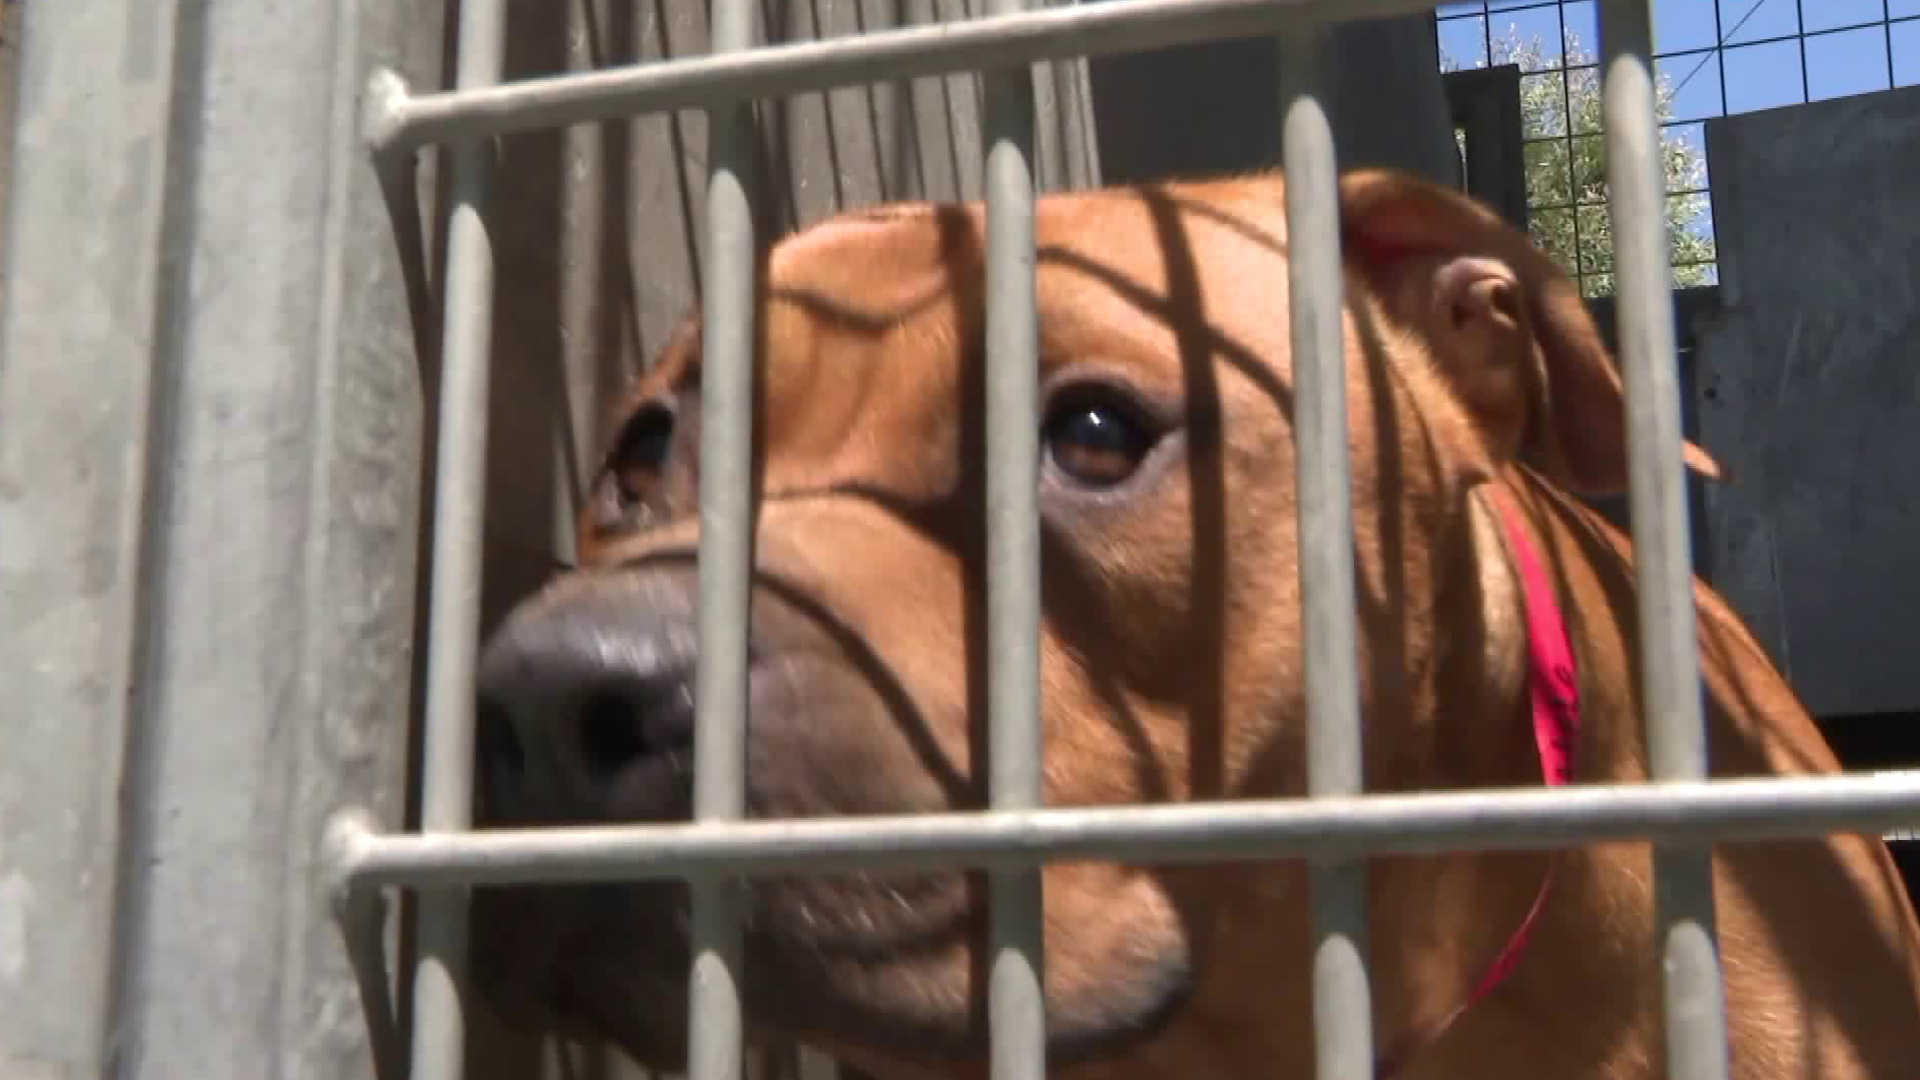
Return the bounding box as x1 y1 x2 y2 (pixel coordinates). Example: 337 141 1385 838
475 574 700 824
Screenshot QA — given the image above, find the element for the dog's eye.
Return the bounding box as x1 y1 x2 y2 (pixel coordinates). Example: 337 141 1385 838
1042 394 1158 489
606 402 675 505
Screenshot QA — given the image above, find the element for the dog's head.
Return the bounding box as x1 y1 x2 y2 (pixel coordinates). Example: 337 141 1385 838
468 169 1716 1075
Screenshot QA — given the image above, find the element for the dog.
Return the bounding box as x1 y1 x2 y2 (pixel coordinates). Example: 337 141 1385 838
467 168 1920 1080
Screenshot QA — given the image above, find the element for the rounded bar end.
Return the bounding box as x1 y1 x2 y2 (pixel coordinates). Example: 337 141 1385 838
322 806 381 916
361 67 415 155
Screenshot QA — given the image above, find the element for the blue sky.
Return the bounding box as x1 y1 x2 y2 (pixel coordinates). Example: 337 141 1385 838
1432 0 1920 280
1438 0 1920 106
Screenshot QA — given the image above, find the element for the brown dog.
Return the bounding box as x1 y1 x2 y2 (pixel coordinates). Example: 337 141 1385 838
468 169 1920 1080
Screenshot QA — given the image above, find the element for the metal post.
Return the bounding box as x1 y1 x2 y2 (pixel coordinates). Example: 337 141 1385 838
1598 3 1731 1079
689 4 759 1080
410 0 508 1076
981 1 1047 1079
1279 29 1374 1080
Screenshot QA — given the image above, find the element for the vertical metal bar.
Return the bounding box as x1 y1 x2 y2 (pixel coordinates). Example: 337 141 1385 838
410 0 507 1076
982 1 1047 1080
1886 0 1899 92
1794 0 1810 101
1279 30 1374 1080
1483 5 1493 76
1710 0 1730 198
328 811 407 1080
690 3 759 1080
1566 86 1584 294
338 889 407 1080
1557 7 1582 294
1598 4 1731 1080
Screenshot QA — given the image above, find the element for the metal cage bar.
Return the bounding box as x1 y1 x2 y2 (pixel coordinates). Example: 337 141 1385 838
980 2 1048 1080
323 4 1920 1080
362 0 1441 153
1278 28 1375 1080
329 772 1920 888
1598 3 1733 1078
409 0 508 1075
688 4 761 1080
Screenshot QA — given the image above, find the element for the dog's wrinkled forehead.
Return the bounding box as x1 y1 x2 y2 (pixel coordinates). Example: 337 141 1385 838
593 167 1720 548
618 180 1297 441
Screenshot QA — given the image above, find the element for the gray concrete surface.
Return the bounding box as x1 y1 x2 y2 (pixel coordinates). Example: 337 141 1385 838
1696 84 1920 720
0 0 20 297
0 1 445 1077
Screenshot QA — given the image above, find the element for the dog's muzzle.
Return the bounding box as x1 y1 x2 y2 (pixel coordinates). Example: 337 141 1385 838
475 570 711 827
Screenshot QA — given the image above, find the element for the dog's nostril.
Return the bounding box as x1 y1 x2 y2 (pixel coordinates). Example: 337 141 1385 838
572 675 696 782
577 690 651 778
477 701 525 777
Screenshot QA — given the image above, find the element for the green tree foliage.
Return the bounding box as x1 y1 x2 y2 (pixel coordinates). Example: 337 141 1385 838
1442 27 1716 296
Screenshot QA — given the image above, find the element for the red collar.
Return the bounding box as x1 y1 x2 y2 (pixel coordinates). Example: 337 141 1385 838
1376 485 1582 1078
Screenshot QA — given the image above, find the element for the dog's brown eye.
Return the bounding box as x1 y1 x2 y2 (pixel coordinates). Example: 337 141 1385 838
607 403 675 505
1043 397 1156 488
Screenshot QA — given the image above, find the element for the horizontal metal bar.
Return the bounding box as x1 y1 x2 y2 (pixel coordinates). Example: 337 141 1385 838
362 0 1440 153
327 772 1920 891
1435 0 1562 20
1434 21 1918 63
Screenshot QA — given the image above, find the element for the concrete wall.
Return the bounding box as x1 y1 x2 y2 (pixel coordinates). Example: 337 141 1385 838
0 0 19 299
0 0 447 1077
1695 84 1920 721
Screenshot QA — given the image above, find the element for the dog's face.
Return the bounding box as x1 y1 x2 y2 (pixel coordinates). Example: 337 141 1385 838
468 171 1694 1076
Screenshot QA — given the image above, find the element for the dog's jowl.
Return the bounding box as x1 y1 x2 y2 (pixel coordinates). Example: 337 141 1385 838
468 170 1920 1080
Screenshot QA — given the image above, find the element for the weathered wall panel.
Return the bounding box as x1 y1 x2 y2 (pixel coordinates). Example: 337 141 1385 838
0 0 446 1078
0 0 19 297
1087 10 1459 186
1696 84 1920 720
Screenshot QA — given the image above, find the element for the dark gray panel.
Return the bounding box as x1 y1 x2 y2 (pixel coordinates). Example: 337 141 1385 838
1086 10 1458 186
1697 85 1920 718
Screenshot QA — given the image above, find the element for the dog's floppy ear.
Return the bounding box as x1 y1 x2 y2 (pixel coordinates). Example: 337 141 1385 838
1335 168 1721 496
